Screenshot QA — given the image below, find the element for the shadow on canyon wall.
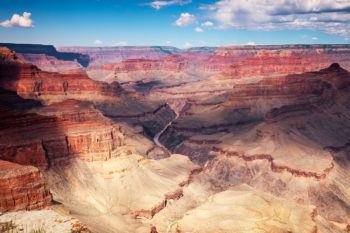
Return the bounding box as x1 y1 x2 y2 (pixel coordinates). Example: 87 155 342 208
0 43 91 67
0 58 67 169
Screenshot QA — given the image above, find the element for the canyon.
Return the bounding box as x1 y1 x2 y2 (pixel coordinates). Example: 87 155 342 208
0 44 350 233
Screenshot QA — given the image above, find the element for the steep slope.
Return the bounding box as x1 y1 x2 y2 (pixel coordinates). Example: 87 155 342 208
0 47 198 232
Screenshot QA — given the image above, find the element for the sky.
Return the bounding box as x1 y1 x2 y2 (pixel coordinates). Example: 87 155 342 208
0 0 349 48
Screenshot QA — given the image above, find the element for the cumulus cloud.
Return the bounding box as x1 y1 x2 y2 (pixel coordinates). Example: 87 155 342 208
198 40 206 46
113 41 128 46
205 0 350 38
94 39 103 45
175 13 196 26
195 27 204 32
201 21 214 27
312 36 318 40
0 12 33 28
246 41 257 45
183 42 192 48
146 0 191 10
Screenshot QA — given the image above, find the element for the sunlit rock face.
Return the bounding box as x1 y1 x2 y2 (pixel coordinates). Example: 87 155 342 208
1 45 350 233
176 185 318 233
0 160 52 212
0 47 124 105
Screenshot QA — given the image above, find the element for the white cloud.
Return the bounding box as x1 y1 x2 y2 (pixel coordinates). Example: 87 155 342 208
201 21 214 27
165 40 172 44
198 40 206 46
205 0 350 37
113 41 128 46
312 36 318 40
175 13 196 27
0 12 33 28
94 39 103 45
183 42 192 48
246 41 256 45
195 27 204 32
147 0 191 10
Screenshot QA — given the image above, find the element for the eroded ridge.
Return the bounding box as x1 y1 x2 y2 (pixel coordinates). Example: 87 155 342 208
211 147 334 180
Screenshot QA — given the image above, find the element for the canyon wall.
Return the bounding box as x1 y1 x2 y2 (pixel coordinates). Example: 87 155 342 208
0 160 52 212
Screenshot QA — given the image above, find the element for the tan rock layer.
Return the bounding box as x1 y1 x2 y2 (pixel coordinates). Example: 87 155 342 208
211 147 334 180
132 167 201 220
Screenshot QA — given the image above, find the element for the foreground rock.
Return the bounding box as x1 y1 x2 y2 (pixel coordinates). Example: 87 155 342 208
47 154 198 215
0 160 52 212
45 154 199 232
0 209 90 233
177 185 317 233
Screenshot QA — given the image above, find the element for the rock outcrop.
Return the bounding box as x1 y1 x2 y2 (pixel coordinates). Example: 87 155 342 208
176 185 318 233
0 46 124 104
0 97 125 169
0 160 52 212
0 43 90 67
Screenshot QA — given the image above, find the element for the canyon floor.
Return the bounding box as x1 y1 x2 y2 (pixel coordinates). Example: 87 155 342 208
0 44 350 233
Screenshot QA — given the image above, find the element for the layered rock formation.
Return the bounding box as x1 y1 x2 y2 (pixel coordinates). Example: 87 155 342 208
0 209 91 233
176 185 318 233
1 44 350 233
0 160 52 212
57 46 180 65
98 45 350 99
0 47 123 104
0 43 90 67
148 63 350 232
46 154 198 220
17 53 85 74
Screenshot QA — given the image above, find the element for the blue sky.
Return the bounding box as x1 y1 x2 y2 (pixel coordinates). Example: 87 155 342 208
0 0 349 48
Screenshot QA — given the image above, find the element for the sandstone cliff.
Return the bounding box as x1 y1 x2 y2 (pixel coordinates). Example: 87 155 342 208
0 160 52 212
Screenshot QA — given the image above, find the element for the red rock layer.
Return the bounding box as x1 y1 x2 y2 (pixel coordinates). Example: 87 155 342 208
0 99 125 169
0 47 123 104
159 63 350 152
17 53 84 74
216 45 350 74
100 54 235 73
0 160 52 212
89 45 350 79
58 46 180 65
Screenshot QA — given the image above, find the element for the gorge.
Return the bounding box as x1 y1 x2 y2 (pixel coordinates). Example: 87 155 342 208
0 43 350 233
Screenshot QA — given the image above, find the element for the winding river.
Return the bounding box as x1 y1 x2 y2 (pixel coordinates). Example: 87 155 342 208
153 100 186 156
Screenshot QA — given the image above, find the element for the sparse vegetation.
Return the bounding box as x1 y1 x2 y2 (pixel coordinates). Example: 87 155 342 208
29 226 45 233
71 223 91 233
0 221 16 233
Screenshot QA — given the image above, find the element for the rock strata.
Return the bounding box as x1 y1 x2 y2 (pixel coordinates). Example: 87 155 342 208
0 160 52 212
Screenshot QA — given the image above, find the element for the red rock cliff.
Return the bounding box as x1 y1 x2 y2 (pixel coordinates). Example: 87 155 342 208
0 160 52 212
